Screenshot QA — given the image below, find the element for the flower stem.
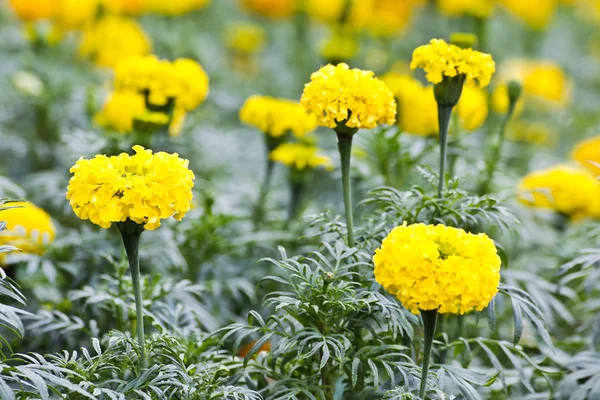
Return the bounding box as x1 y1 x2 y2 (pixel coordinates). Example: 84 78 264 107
437 105 453 198
119 227 146 369
419 309 438 399
336 132 354 248
253 136 278 228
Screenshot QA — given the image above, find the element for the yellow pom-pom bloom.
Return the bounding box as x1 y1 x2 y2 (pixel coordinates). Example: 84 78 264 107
0 202 55 256
301 63 396 130
571 135 600 176
497 0 557 30
240 95 318 138
225 22 266 55
410 39 495 87
456 86 488 131
270 143 333 170
240 0 297 18
79 16 151 68
145 0 211 15
373 223 501 315
66 146 194 230
518 165 600 219
94 91 147 133
437 0 494 17
8 0 57 22
52 0 98 32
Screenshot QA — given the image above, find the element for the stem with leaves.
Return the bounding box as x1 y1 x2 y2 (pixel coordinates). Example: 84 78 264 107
419 309 438 399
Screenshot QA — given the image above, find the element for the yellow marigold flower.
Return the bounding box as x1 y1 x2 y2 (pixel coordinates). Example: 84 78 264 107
497 0 557 30
240 95 318 138
301 63 396 130
0 202 55 256
571 135 600 176
94 91 147 133
518 165 600 219
320 27 359 63
456 86 488 131
114 55 209 113
52 0 98 32
305 0 346 23
373 222 501 315
225 22 266 55
240 0 297 18
145 0 211 15
437 0 494 17
270 143 334 170
103 0 146 15
66 146 195 230
361 0 424 37
410 39 495 87
8 0 57 22
79 16 151 68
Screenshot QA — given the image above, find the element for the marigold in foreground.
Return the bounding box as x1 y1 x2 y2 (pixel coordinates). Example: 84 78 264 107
572 135 600 176
410 39 495 87
270 143 333 170
240 95 317 138
301 63 396 130
0 202 55 256
373 223 501 315
66 146 195 230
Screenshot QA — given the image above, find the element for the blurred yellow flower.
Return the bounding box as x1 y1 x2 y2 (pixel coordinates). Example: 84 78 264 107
411 39 495 87
52 0 98 32
491 83 525 115
320 27 359 62
571 135 600 176
362 0 424 37
373 222 501 315
437 0 494 17
103 0 146 15
240 0 297 18
240 96 318 138
270 143 334 170
305 0 346 23
79 16 151 68
8 0 57 22
0 202 55 256
518 165 600 219
94 91 147 133
225 22 266 55
301 63 396 130
145 0 211 15
66 146 195 230
456 86 488 131
497 0 557 30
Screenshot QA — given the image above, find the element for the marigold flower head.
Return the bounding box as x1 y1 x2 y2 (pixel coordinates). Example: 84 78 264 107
410 39 495 87
145 0 211 15
498 0 557 30
518 165 600 220
240 0 296 18
301 63 396 130
103 0 146 16
437 0 494 18
361 0 424 37
79 16 151 68
240 95 318 138
94 91 147 133
270 143 334 171
225 22 266 55
8 0 57 22
571 135 600 176
373 223 501 315
66 146 195 230
0 202 55 257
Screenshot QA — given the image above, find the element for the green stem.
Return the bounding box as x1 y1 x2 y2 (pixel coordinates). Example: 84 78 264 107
120 228 146 369
474 16 488 52
419 310 438 399
253 136 278 228
336 132 354 248
480 108 514 195
437 106 453 198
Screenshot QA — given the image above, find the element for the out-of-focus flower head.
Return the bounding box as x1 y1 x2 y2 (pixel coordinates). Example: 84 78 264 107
361 0 425 37
436 0 494 18
94 91 148 133
518 165 600 220
224 22 267 55
240 0 297 18
240 96 318 138
411 39 495 87
491 82 525 115
51 0 98 33
145 0 211 16
79 16 151 68
66 146 195 230
301 63 396 130
497 0 557 30
103 0 146 16
571 135 600 176
455 86 488 131
373 222 501 315
319 26 359 63
305 0 347 23
0 202 55 257
8 0 57 22
270 143 334 170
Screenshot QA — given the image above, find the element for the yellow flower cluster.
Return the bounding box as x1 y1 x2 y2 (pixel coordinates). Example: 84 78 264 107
0 202 55 257
240 95 318 138
437 0 494 17
571 135 600 176
301 63 396 130
270 143 333 170
497 0 557 30
94 91 147 133
225 22 267 55
144 0 211 16
456 86 489 131
66 146 195 230
410 39 496 87
518 165 600 220
79 16 151 68
373 223 501 315
240 0 297 18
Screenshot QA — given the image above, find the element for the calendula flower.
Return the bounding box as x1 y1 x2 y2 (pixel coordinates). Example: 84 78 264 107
94 91 147 133
66 145 195 230
79 16 151 68
225 22 266 55
301 63 396 130
373 222 501 315
518 165 600 220
270 143 334 170
240 0 297 18
240 96 317 138
571 135 600 176
0 202 55 257
437 0 494 17
410 39 495 87
145 0 210 15
455 86 488 131
497 0 557 30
